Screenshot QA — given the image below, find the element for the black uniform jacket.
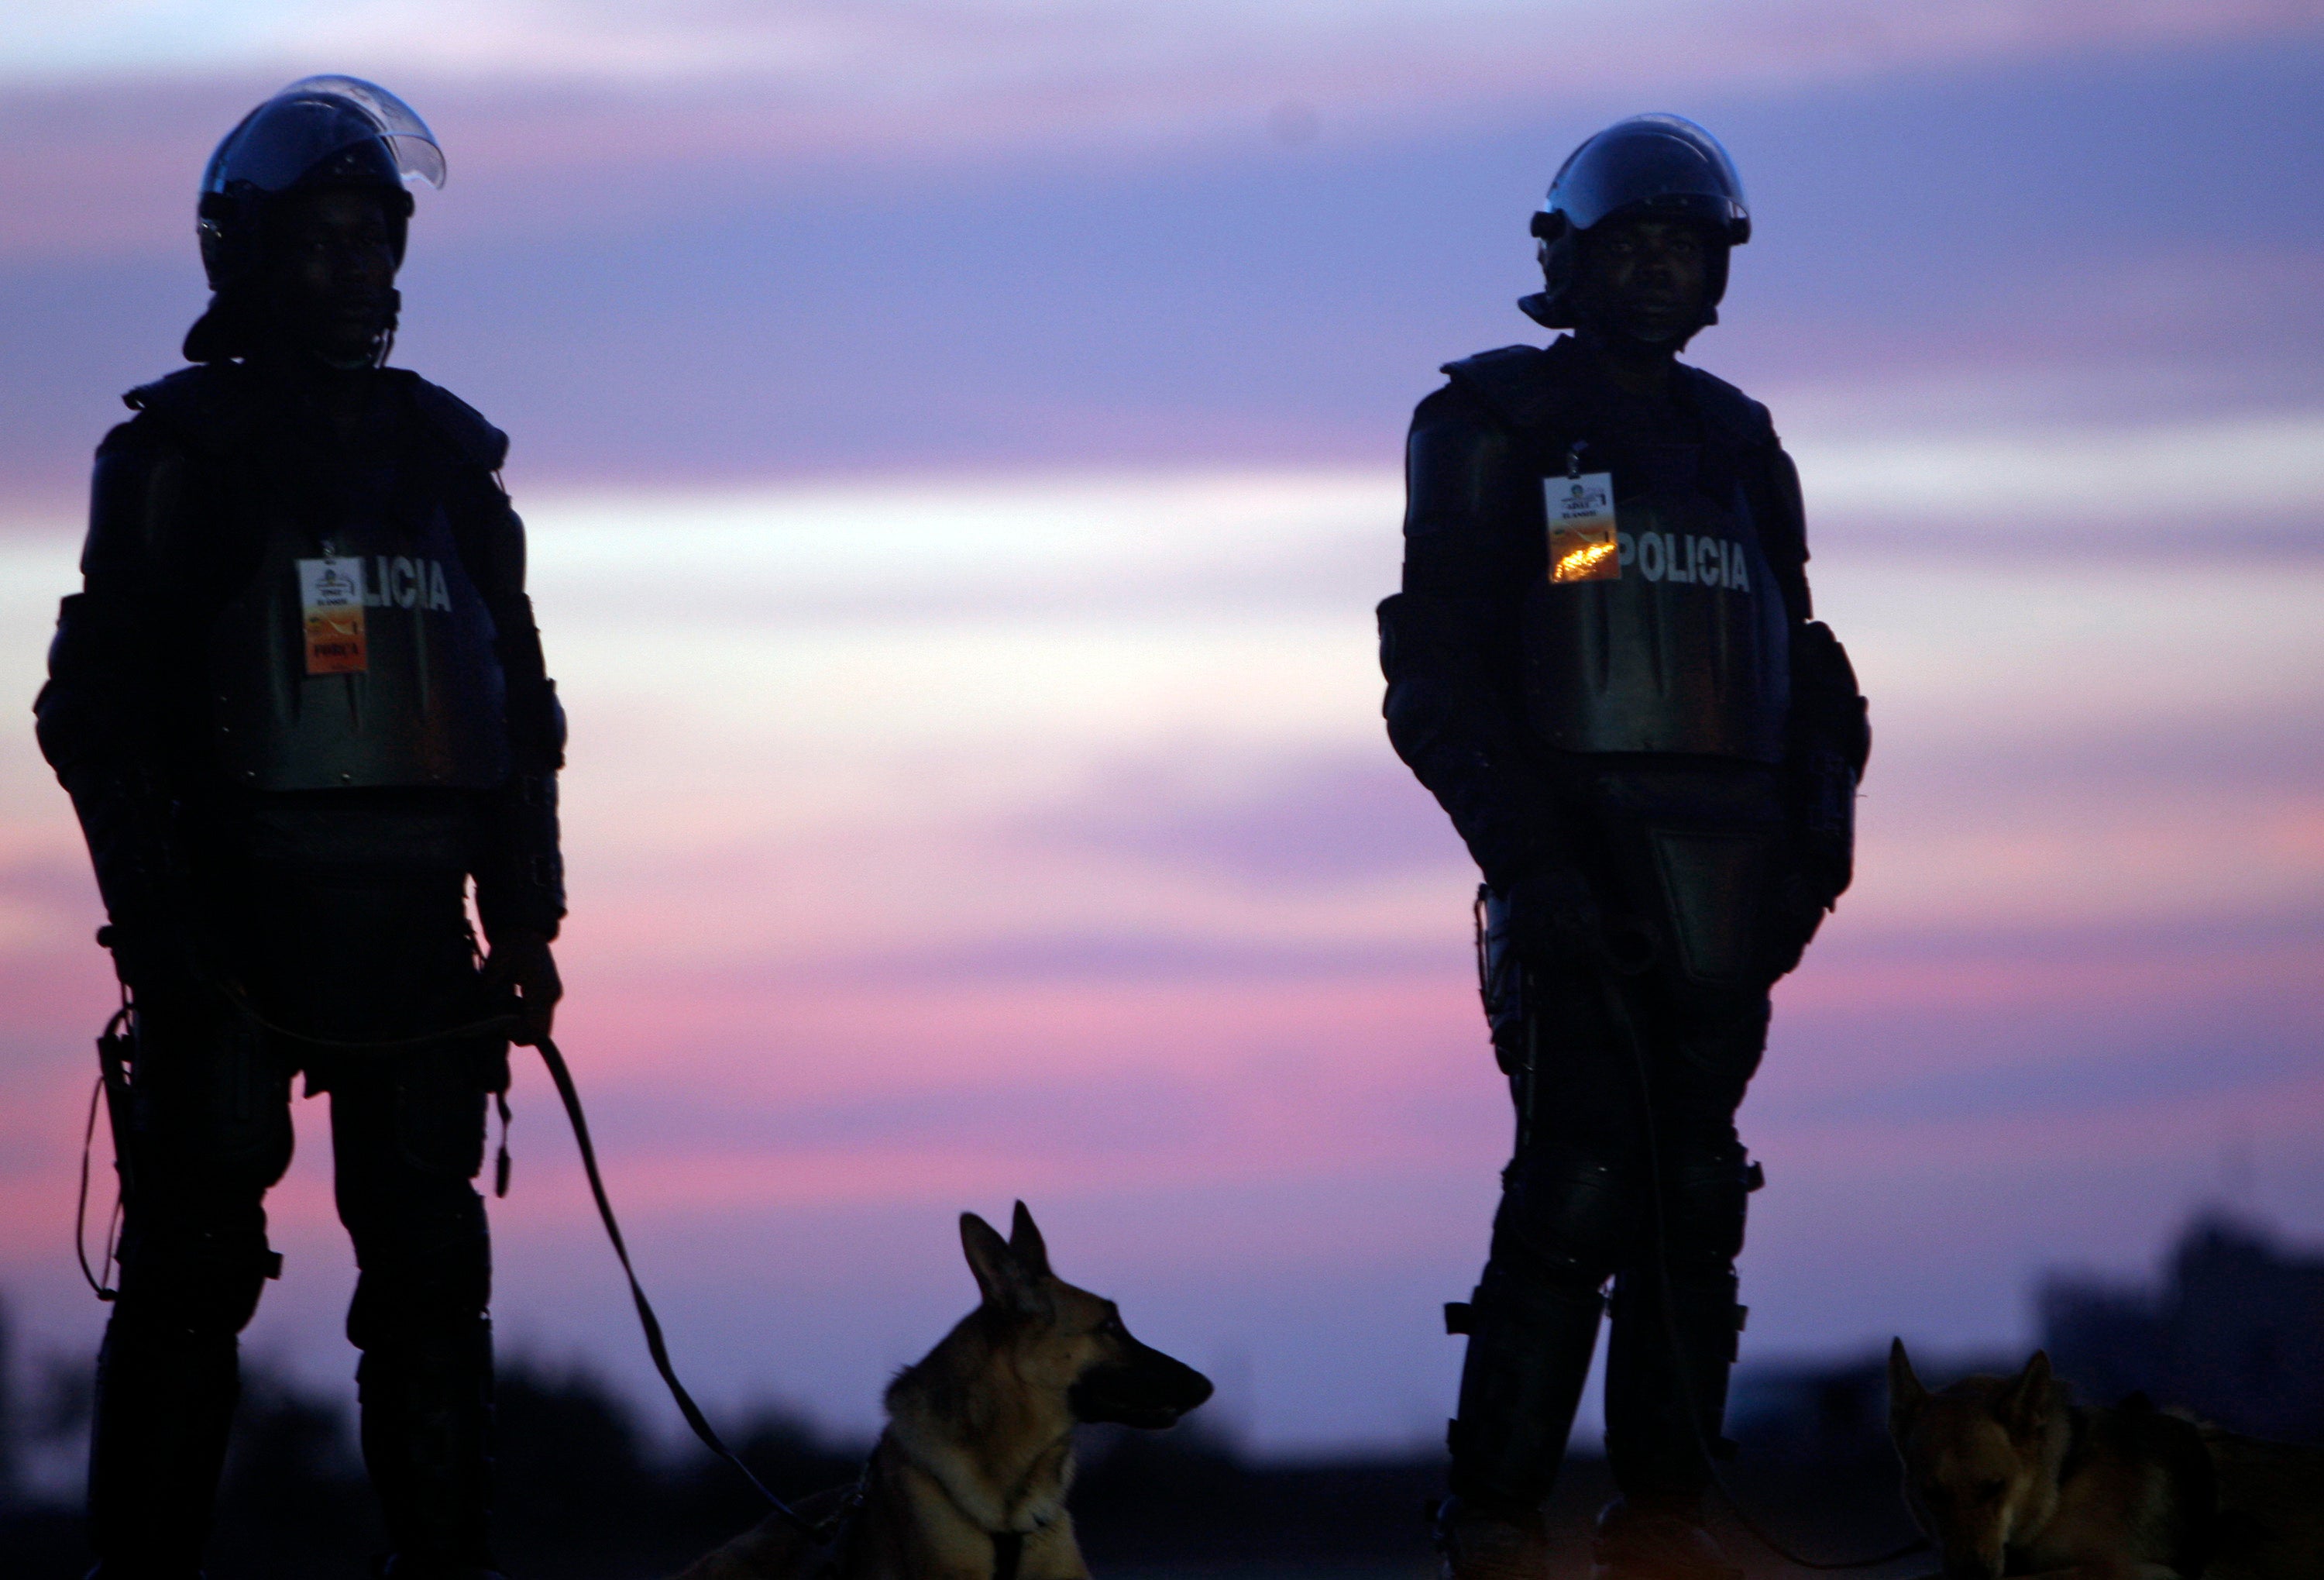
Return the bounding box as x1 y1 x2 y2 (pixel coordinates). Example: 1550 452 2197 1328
1379 334 1868 891
34 359 567 950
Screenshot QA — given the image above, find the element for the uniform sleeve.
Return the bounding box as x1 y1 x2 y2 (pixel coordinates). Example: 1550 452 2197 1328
1378 386 1551 889
1750 435 1869 779
33 422 199 935
1746 432 1869 915
446 469 568 942
1752 441 1813 625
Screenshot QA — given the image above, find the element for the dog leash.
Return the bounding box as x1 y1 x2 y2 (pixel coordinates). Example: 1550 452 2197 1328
527 1028 859 1543
77 959 853 1545
1585 963 1929 1572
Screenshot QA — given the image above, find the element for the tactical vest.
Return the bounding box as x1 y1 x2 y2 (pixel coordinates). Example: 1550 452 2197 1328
1521 435 1789 760
196 397 511 793
1451 341 1793 763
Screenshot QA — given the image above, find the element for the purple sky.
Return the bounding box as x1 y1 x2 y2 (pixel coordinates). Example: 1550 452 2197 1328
2 26 2322 495
1 9 2320 1457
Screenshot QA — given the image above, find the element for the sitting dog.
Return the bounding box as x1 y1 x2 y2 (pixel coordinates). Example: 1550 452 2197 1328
677 1203 1213 1580
1887 1339 2324 1579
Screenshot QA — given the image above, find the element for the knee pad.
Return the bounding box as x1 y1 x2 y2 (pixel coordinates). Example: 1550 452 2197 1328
114 1222 279 1336
347 1195 491 1352
1659 1145 1757 1272
355 1307 493 1386
1492 1151 1639 1290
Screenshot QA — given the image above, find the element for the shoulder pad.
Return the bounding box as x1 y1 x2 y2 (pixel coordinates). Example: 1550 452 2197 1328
1679 365 1776 452
1439 343 1580 434
397 373 511 472
119 363 257 455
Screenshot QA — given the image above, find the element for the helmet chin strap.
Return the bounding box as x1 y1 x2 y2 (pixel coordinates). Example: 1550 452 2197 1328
371 287 401 370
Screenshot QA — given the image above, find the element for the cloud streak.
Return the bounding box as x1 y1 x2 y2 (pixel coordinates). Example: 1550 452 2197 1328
9 0 2314 97
3 1 2319 240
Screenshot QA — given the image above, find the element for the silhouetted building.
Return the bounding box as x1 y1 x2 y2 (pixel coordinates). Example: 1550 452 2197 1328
1727 1348 2016 1466
1728 1355 1888 1465
2042 1213 2324 1444
0 1295 15 1509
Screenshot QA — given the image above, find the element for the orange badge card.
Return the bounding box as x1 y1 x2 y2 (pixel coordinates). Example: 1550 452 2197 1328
1545 472 1621 583
298 556 370 675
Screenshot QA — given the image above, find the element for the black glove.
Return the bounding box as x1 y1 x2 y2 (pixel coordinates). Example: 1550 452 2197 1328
1762 869 1829 982
1788 619 1866 913
1791 743 1857 910
483 928 562 1046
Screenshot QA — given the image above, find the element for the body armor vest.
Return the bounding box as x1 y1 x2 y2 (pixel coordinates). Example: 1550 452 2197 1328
207 460 509 792
1520 434 1789 762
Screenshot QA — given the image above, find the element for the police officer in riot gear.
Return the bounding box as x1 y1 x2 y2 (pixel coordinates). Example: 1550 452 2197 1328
35 77 565 1579
1378 115 1868 1580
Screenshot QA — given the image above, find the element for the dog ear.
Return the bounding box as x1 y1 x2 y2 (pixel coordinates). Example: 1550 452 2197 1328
1998 1350 2054 1441
961 1212 1043 1315
1888 1337 1927 1437
1009 1201 1053 1281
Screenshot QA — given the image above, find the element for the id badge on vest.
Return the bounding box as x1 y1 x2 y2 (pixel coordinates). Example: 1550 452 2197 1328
297 556 368 675
1545 473 1619 583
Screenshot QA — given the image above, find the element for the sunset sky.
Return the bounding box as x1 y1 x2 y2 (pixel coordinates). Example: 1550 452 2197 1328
1 2 2320 1457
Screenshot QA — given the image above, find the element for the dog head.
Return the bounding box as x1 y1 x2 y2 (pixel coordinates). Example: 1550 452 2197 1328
957 1202 1214 1430
1888 1340 2068 1580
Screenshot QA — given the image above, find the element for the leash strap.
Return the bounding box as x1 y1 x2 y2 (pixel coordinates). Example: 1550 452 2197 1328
532 1034 837 1540
214 978 522 1052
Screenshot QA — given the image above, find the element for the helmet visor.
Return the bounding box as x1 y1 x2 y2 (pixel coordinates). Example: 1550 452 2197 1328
201 75 444 196
1542 114 1746 239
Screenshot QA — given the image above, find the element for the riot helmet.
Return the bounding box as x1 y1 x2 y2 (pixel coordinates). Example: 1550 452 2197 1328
186 77 444 362
1520 114 1748 334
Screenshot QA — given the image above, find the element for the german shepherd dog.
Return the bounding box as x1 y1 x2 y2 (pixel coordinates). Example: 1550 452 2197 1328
1887 1340 2324 1579
677 1203 1213 1580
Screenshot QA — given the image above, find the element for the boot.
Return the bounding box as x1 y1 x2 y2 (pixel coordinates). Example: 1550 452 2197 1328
1432 1494 1550 1580
358 1317 497 1579
1446 1270 1604 1510
1590 1493 1741 1580
85 1306 240 1579
1435 1270 1604 1579
1603 1266 1739 1502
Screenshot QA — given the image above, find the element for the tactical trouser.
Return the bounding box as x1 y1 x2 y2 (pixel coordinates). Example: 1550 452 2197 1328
89 804 504 1579
1447 761 1803 1516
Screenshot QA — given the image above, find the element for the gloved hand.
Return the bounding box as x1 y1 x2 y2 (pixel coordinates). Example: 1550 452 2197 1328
1498 860 1603 966
1762 870 1829 982
483 928 562 1046
1792 745 1857 907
